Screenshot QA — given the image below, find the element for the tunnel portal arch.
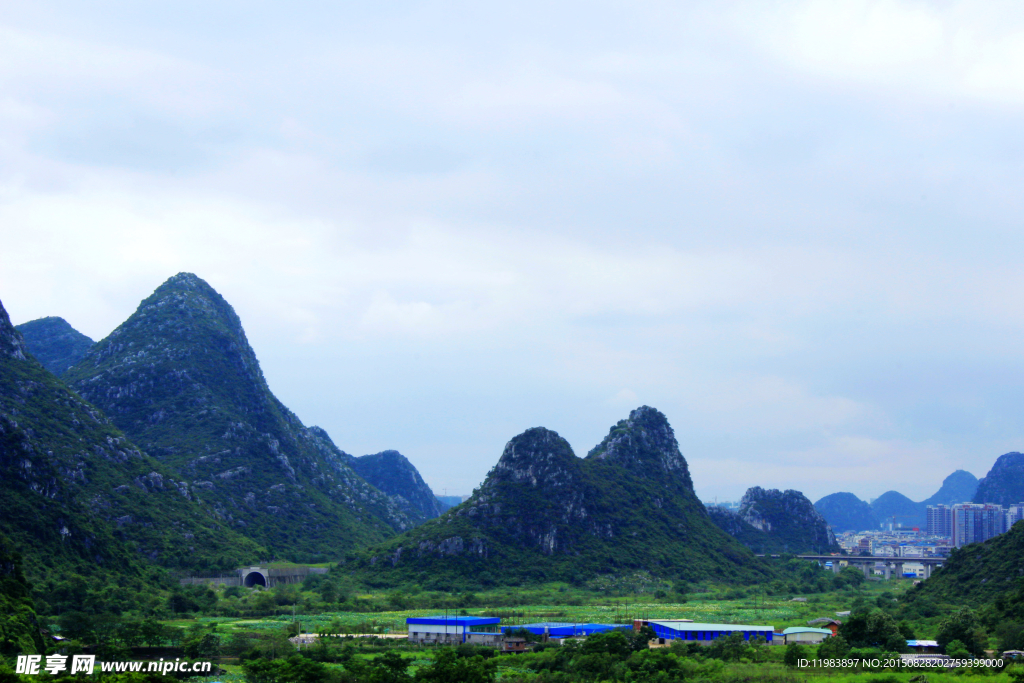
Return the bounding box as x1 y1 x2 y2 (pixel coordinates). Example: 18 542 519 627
243 570 268 588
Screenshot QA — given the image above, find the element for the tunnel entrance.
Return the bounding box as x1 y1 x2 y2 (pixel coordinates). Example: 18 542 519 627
243 571 267 588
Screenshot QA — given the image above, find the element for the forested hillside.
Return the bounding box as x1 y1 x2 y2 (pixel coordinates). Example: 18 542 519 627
349 449 445 522
15 316 94 376
0 296 264 614
353 407 775 588
62 273 423 560
711 487 837 554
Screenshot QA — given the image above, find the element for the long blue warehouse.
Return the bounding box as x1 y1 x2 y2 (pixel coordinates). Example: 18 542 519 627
502 622 632 638
648 621 774 643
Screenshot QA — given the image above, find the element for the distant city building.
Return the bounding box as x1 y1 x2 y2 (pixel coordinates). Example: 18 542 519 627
926 505 952 538
952 503 1005 547
1006 503 1024 530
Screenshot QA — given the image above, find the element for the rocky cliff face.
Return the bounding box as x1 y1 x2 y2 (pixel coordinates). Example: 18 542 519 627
0 304 29 361
358 407 774 587
0 297 263 585
711 487 837 553
63 273 416 559
586 406 694 489
814 492 879 532
349 449 444 522
15 317 94 376
974 453 1024 506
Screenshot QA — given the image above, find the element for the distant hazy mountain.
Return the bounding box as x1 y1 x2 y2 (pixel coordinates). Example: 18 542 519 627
814 492 879 532
15 316 94 375
355 407 774 588
436 495 465 511
63 273 419 560
349 449 445 522
974 453 1024 506
816 470 982 533
709 487 838 554
871 491 926 530
922 469 978 506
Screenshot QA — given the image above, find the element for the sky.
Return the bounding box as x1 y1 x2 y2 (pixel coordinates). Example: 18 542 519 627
2 1 1024 502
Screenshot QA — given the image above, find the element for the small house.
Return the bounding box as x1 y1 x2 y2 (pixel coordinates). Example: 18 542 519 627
907 640 941 654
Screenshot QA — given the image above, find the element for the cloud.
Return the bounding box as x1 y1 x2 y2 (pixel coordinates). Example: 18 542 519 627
1 1 1023 498
749 0 1024 105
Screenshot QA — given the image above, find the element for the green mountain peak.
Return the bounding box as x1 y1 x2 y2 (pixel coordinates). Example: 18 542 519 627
0 295 264 603
354 408 773 588
586 405 693 489
63 273 418 560
15 317 95 376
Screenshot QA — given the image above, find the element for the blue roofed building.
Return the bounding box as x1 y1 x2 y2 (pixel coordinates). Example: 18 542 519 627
647 621 775 644
407 616 502 645
502 622 632 639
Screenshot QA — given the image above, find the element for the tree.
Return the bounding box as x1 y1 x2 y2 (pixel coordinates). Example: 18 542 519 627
367 650 413 683
415 649 496 683
139 619 166 647
839 610 907 652
835 566 866 588
58 612 94 643
707 633 748 661
629 626 657 652
996 620 1024 652
946 639 971 660
817 635 850 660
183 624 221 660
784 643 807 666
243 655 331 683
580 630 632 658
117 620 145 649
937 607 986 657
897 621 916 640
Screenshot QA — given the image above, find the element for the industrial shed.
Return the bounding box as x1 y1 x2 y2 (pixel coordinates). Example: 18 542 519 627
502 622 632 638
781 627 833 644
406 616 501 645
648 621 775 644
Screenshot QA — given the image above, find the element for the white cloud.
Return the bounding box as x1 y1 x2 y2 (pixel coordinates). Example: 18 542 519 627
748 0 1024 105
2 1 1024 498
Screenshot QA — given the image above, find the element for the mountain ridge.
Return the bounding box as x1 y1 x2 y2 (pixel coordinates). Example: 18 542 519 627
711 487 838 554
62 273 420 560
0 295 264 610
354 406 774 588
815 470 980 533
15 316 94 376
349 449 445 522
974 453 1024 506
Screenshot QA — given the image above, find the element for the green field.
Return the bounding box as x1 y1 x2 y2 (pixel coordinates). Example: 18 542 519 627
189 579 910 638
